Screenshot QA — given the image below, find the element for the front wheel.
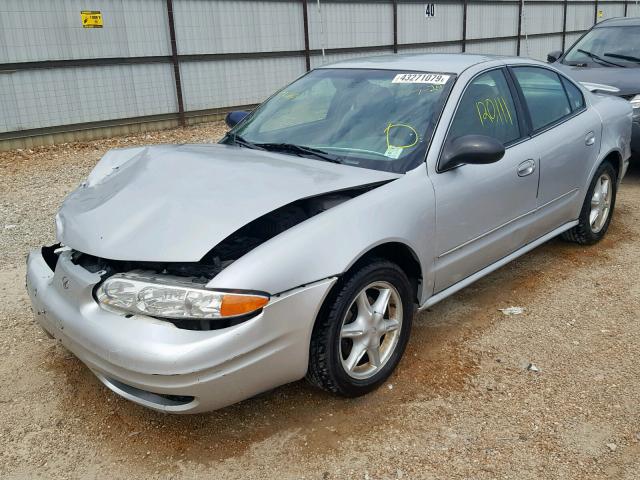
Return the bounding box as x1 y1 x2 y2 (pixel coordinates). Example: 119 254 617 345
562 161 617 245
306 258 414 397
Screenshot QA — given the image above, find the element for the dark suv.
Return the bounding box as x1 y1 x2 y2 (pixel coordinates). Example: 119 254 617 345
548 17 640 156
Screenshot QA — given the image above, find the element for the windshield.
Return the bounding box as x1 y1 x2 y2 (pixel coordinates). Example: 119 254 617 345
563 26 640 67
222 68 455 173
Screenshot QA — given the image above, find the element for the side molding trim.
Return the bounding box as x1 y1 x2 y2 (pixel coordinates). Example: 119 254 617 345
421 220 578 310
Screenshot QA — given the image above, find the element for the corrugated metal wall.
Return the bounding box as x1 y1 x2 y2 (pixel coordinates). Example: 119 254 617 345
0 0 177 135
0 0 636 146
174 0 307 111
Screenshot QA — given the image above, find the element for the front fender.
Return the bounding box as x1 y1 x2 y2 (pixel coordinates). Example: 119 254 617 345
206 166 436 298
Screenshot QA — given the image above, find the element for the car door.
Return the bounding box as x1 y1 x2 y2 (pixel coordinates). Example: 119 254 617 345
430 68 540 293
510 66 601 235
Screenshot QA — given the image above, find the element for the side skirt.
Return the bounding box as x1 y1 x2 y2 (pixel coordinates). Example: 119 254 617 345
419 220 578 311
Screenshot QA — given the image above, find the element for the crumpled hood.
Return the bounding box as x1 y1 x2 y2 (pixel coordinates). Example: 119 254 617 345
554 63 640 97
57 144 399 262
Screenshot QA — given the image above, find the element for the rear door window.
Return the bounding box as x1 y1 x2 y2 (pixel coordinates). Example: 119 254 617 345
512 67 573 131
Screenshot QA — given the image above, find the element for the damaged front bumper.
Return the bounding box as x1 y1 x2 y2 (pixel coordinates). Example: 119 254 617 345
26 249 336 413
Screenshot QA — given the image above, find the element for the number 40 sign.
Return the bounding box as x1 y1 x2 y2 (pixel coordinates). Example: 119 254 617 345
425 3 435 18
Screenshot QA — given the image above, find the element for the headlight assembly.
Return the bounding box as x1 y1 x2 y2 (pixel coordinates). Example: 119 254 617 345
96 271 269 320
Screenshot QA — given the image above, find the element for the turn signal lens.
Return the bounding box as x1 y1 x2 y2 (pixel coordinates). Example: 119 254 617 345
220 294 269 317
96 271 269 320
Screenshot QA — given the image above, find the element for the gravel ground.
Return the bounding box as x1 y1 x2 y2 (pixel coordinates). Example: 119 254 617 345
1 123 639 479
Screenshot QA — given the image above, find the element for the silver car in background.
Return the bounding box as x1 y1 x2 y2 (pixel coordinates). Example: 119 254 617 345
26 54 632 413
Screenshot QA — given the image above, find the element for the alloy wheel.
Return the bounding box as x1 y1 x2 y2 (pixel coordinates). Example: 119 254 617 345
590 172 613 234
339 281 403 380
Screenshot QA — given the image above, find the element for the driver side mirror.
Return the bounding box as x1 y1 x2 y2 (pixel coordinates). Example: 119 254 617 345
225 111 250 129
547 50 563 63
440 135 505 172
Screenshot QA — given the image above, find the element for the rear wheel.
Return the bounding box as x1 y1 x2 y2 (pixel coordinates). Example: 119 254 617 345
562 161 617 245
306 258 414 397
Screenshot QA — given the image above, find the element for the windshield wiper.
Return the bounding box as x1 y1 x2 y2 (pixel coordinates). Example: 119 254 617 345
257 143 343 164
604 52 640 64
228 134 266 150
577 49 625 67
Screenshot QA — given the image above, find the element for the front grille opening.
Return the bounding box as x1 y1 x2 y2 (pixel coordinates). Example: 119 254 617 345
105 377 194 407
72 251 226 280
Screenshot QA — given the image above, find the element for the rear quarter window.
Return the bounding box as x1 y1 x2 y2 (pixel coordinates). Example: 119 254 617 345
561 76 585 112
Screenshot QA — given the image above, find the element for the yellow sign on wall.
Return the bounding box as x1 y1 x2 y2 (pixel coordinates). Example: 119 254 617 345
81 11 103 28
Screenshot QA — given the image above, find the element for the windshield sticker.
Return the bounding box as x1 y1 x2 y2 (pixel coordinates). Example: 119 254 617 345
475 97 514 126
392 73 450 85
384 145 403 159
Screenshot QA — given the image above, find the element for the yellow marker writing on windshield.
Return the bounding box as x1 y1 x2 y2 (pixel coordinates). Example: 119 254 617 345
385 123 419 149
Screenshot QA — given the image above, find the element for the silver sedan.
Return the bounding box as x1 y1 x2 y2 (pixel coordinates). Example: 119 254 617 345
26 54 632 413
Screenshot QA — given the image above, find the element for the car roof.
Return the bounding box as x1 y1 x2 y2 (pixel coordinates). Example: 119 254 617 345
596 16 640 28
319 53 531 74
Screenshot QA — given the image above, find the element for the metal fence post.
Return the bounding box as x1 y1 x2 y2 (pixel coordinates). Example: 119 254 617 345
624 0 629 16
462 0 468 52
516 0 523 56
302 0 311 70
393 0 398 54
562 0 568 51
594 0 598 24
166 0 186 127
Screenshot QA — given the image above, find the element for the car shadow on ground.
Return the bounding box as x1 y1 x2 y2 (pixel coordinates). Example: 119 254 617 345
623 156 640 183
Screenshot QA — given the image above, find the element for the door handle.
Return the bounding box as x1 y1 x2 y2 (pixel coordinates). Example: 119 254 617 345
585 131 596 146
517 159 536 177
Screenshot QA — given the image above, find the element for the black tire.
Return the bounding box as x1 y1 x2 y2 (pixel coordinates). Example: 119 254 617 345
562 161 617 245
306 258 414 397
